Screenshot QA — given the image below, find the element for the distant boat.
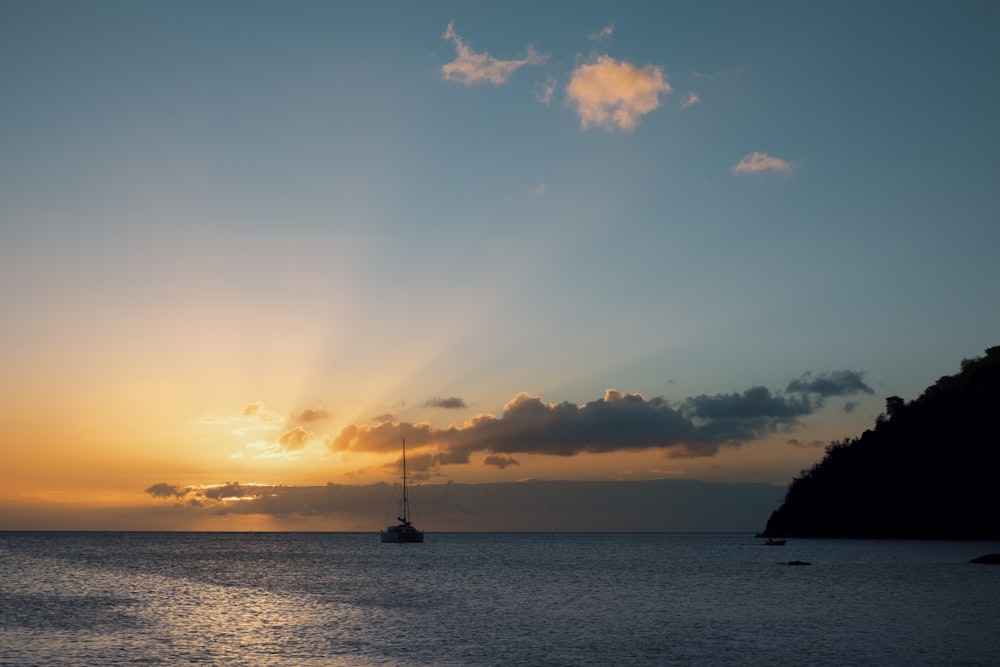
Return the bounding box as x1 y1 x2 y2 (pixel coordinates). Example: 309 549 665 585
380 438 424 543
764 538 787 546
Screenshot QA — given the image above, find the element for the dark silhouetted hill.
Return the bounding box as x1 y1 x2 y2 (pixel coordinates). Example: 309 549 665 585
761 346 1000 539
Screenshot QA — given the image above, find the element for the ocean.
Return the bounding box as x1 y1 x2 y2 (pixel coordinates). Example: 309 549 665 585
2 532 999 666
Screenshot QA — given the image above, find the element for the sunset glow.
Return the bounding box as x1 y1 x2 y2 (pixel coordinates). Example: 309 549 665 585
1 2 997 531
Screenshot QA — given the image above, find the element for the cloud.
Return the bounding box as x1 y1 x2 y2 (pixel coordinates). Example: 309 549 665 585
278 426 314 451
680 387 814 449
425 396 468 410
534 183 549 196
786 438 825 449
786 370 874 397
197 401 284 434
145 482 276 503
683 386 812 421
535 77 556 105
441 22 548 86
588 22 614 42
290 408 330 424
145 483 187 498
690 65 745 83
202 482 256 501
465 390 695 455
732 151 797 175
330 368 870 469
566 55 672 131
483 454 519 469
195 370 875 477
329 377 859 472
241 401 282 422
197 402 328 459
680 92 700 109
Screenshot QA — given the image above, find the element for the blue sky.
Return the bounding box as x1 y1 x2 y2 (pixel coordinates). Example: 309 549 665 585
1 1 998 528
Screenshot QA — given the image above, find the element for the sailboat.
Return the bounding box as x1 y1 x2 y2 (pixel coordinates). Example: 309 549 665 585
380 438 424 543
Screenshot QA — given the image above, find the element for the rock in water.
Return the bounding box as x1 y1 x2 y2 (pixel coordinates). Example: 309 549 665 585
969 553 1000 564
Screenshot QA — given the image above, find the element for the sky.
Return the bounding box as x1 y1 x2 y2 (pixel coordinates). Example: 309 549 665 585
2 1 998 531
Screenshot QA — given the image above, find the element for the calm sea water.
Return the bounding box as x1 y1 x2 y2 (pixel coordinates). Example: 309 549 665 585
2 532 999 666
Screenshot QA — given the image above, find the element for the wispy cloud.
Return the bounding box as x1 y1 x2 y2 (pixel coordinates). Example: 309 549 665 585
196 401 284 436
786 438 825 449
566 55 671 131
786 370 874 397
690 65 745 83
732 151 797 175
289 408 330 424
588 22 614 42
240 437 314 461
425 396 468 410
241 401 280 421
680 92 700 109
534 77 557 105
534 183 549 196
197 401 327 460
441 22 548 86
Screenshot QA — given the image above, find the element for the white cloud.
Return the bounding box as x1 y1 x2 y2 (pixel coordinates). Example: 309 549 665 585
566 55 672 132
732 151 797 175
441 22 548 86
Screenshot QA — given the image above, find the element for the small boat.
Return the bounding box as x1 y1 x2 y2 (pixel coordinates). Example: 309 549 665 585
764 538 787 546
380 438 424 543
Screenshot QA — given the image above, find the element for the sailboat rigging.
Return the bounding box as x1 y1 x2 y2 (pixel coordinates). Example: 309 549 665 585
380 438 424 543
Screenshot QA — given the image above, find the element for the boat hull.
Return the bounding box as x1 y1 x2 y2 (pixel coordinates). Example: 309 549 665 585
381 527 424 543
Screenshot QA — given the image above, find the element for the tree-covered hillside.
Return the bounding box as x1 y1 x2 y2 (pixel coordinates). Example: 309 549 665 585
761 346 1000 539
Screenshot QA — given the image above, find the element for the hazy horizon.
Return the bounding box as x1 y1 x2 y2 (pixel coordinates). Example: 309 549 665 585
3 478 785 533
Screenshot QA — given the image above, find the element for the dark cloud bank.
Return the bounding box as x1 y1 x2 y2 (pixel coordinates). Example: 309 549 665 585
144 480 784 532
332 370 874 474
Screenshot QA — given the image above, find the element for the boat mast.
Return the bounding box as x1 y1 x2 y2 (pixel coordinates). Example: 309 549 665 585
401 438 410 524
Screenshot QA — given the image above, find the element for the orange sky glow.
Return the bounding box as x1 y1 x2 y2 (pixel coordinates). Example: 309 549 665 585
3 3 997 531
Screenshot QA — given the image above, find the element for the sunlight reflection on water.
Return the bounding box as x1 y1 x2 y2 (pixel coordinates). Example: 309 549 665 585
0 535 370 665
